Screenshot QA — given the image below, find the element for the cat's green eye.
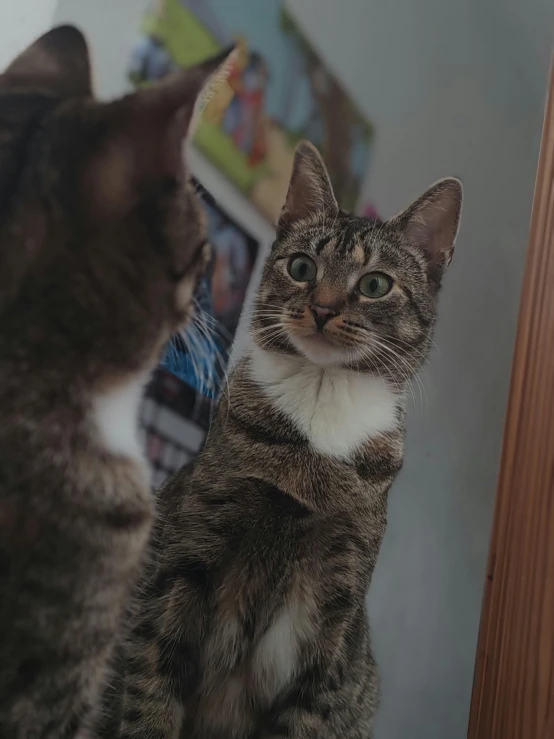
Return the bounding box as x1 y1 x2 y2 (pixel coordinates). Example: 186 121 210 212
359 272 393 299
288 255 317 282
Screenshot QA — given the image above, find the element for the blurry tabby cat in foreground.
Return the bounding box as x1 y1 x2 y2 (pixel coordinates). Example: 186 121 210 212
118 143 463 738
0 25 233 738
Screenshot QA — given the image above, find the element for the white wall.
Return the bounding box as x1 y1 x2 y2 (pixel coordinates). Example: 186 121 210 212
16 0 553 737
0 0 59 68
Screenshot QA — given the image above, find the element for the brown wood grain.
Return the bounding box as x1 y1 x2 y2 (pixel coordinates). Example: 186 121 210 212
467 68 554 739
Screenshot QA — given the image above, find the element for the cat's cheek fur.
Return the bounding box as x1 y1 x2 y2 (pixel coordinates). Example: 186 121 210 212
250 345 400 459
175 276 196 315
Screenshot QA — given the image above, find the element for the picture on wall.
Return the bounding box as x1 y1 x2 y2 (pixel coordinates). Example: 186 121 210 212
204 197 258 343
129 0 373 223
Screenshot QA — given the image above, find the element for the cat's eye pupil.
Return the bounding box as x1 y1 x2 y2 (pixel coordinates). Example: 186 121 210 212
288 255 316 282
359 272 393 298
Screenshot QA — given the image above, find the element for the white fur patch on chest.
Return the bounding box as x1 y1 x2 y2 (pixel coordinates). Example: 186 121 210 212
249 346 400 459
92 375 146 466
252 598 314 701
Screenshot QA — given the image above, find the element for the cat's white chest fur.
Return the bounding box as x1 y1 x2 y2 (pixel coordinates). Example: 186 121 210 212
250 346 399 459
92 375 146 466
252 598 314 701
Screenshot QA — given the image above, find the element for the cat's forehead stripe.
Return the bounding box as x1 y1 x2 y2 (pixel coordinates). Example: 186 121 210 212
335 225 351 255
315 235 333 255
318 237 338 257
293 217 389 266
318 222 377 262
351 243 365 264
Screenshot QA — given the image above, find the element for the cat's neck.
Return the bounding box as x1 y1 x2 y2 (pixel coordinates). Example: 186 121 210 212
248 345 403 460
92 373 148 465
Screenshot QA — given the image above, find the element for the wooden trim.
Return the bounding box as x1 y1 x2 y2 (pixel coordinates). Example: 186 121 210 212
468 68 554 739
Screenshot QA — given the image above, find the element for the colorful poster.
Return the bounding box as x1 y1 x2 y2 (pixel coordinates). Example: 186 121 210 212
129 0 373 223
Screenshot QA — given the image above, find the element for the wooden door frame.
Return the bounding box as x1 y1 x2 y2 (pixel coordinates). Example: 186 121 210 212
468 67 554 738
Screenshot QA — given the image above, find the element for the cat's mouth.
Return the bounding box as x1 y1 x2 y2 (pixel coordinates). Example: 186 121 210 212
301 331 337 347
287 329 353 366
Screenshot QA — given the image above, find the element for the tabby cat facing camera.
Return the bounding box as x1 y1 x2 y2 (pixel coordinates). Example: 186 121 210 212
118 143 462 738
0 26 233 739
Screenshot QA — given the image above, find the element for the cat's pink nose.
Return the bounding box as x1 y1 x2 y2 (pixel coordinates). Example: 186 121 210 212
311 304 336 329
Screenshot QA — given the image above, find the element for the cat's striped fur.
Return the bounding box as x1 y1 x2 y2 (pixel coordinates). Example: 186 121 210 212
116 143 462 738
0 26 232 738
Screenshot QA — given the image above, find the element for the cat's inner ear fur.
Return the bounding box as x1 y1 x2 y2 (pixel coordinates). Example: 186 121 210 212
392 178 463 278
1 25 93 98
278 140 338 231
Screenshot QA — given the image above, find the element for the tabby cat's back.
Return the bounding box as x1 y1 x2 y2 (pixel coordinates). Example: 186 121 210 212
0 25 233 738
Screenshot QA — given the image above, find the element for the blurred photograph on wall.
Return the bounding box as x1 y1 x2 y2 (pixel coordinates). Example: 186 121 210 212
129 0 373 223
204 198 258 341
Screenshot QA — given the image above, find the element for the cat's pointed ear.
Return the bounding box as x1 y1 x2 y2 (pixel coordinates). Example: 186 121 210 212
278 141 338 232
121 45 235 183
391 178 463 278
1 25 92 98
87 46 236 218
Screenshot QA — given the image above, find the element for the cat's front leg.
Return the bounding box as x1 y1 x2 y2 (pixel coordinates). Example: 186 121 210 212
257 662 340 739
261 708 330 739
117 618 185 739
261 705 371 739
260 610 376 739
117 583 203 739
119 671 182 739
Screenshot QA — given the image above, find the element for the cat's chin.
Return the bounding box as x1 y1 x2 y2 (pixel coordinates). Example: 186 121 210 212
288 333 353 367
